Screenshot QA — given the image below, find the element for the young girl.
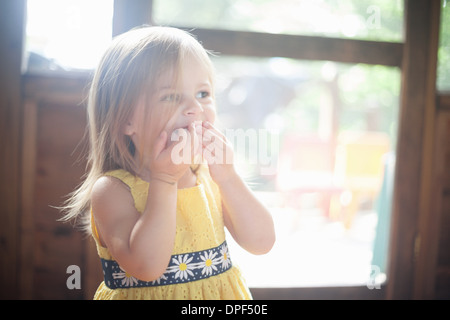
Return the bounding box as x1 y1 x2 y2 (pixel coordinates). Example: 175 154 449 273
62 26 275 300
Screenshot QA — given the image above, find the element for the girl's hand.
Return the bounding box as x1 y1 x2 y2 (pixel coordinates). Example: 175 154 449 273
201 121 236 185
149 123 198 184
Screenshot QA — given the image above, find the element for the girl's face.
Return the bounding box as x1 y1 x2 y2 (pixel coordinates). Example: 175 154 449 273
126 56 216 162
157 57 216 140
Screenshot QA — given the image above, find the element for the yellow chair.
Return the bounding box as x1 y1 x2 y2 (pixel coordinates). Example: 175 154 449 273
333 132 390 228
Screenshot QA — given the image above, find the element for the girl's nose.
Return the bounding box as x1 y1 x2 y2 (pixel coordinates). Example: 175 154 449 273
184 98 204 116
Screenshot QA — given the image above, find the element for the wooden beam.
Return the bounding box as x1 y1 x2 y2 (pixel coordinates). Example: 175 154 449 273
181 27 403 67
437 93 450 110
19 101 37 299
387 0 440 300
413 0 442 300
251 286 385 300
0 0 26 300
22 73 90 105
113 0 153 37
426 109 450 300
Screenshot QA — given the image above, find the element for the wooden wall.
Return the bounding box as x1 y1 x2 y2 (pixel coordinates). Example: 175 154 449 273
0 0 26 300
432 102 450 300
20 74 103 299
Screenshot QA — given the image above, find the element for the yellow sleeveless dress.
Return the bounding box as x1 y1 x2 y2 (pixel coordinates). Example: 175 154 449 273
91 166 252 300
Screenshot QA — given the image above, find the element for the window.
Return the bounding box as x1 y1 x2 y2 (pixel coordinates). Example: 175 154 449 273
25 0 113 72
212 56 400 287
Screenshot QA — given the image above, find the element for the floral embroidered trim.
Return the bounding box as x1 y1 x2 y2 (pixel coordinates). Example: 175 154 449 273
101 241 232 289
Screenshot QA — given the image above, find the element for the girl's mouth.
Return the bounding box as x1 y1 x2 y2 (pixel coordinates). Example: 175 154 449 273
180 120 203 132
171 121 203 140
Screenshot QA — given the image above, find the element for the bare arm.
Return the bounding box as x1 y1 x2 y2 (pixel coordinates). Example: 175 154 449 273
92 176 177 281
220 170 275 255
201 122 275 255
92 127 195 281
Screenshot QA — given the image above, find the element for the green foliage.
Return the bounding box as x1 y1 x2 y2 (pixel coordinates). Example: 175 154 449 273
438 0 450 91
153 0 403 42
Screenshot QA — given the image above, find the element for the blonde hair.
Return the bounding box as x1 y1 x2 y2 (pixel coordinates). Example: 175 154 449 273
61 26 215 231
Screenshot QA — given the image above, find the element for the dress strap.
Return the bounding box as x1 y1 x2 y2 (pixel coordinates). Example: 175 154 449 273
90 209 101 243
104 169 148 213
101 241 232 289
104 169 136 189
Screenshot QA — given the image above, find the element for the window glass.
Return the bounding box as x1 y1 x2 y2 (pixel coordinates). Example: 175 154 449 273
212 56 400 287
154 0 403 42
437 0 450 91
25 0 114 72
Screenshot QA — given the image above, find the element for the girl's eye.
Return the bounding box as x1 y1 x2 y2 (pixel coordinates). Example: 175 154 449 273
196 91 210 99
161 94 181 103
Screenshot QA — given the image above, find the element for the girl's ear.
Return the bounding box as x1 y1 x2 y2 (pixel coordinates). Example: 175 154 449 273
122 119 137 136
123 106 141 136
123 100 145 136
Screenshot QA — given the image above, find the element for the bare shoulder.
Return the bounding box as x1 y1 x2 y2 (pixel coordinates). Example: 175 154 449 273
91 175 132 207
91 175 140 247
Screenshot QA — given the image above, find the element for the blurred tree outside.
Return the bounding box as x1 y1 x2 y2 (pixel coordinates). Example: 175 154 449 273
212 57 400 142
211 56 400 191
154 0 403 41
438 0 450 91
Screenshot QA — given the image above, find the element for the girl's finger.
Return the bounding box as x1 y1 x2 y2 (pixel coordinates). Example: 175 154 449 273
188 122 200 162
153 130 168 157
203 132 231 165
202 130 228 155
202 145 215 165
203 121 227 141
201 123 226 142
